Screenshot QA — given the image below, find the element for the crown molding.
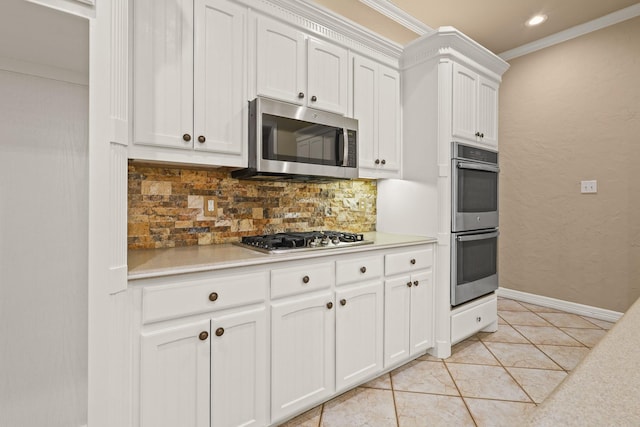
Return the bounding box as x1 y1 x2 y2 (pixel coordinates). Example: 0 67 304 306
402 27 509 80
499 3 640 61
242 0 404 64
358 0 433 36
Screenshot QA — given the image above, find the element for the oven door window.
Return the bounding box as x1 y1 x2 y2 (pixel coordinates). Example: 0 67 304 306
456 235 497 285
457 167 498 213
452 231 499 306
262 113 345 166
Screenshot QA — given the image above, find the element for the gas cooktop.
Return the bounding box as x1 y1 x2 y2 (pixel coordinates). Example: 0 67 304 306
234 231 373 254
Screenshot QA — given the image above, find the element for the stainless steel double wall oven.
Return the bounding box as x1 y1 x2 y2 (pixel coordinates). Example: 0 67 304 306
451 142 500 306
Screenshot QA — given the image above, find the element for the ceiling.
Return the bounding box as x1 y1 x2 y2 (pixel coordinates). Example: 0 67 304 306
313 0 640 55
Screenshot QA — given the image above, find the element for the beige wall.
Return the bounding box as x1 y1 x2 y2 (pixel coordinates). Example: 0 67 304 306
499 17 640 312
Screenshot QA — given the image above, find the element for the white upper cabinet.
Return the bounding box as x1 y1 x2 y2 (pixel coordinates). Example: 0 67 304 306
256 16 348 115
132 0 247 167
134 0 194 150
452 62 499 148
353 55 401 178
193 0 247 158
256 17 306 106
307 38 348 114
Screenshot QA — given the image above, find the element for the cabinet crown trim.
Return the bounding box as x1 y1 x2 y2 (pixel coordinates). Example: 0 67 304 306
240 0 403 64
401 26 509 78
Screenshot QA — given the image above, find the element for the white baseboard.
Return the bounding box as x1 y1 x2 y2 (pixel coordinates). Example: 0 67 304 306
498 288 623 323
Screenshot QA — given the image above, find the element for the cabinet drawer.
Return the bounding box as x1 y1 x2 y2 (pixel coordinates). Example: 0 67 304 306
142 271 268 324
271 262 334 299
451 296 497 344
385 247 433 276
336 255 383 286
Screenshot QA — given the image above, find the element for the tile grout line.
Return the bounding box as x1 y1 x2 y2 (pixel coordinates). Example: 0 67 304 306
495 299 612 403
317 403 324 427
499 300 603 370
476 337 539 406
389 372 400 427
441 358 479 426
498 302 572 384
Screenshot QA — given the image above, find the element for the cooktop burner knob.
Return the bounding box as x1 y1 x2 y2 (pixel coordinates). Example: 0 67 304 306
309 238 319 247
321 237 330 246
331 237 340 245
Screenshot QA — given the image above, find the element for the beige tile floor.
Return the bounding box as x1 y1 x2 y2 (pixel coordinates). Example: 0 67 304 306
279 297 616 427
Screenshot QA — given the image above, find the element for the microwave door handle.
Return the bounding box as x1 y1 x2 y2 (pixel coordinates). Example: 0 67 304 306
457 231 500 242
457 162 500 173
342 128 349 166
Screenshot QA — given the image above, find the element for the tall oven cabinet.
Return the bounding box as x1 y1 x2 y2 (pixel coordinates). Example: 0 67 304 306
377 27 509 358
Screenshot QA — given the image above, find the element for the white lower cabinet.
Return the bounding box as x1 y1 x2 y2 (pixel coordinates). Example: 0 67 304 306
211 307 267 427
335 281 384 391
451 294 497 344
140 319 211 427
133 242 436 426
384 271 434 368
139 307 267 427
271 291 335 422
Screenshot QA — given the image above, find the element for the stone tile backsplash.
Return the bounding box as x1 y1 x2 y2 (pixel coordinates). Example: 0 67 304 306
128 162 377 249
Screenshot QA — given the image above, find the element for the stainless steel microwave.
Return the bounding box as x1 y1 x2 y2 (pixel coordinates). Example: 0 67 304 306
232 97 358 181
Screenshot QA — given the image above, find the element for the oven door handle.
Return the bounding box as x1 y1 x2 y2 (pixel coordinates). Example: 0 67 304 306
457 162 500 173
457 231 500 242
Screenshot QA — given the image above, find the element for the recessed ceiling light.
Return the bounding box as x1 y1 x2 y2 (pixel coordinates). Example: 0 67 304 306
526 14 547 27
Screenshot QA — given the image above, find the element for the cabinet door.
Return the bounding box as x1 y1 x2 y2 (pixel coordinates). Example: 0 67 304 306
353 55 377 171
134 0 194 149
376 65 401 176
336 281 384 391
383 276 411 368
451 62 478 144
409 270 434 356
307 38 348 115
354 56 401 178
140 319 210 427
211 307 267 427
477 76 499 147
271 292 335 422
193 0 246 164
256 17 306 105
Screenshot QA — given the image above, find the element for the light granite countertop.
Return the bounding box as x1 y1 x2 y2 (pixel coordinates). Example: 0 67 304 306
526 296 640 425
128 232 436 280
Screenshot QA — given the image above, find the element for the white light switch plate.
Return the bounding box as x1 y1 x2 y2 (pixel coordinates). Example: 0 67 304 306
581 180 597 194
